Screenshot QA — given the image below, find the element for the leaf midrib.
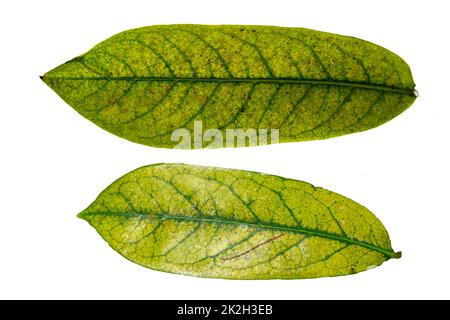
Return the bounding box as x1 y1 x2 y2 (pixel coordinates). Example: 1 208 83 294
44 75 416 96
79 210 399 259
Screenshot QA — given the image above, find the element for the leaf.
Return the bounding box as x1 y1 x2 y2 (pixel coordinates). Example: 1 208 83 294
78 163 400 279
42 25 416 148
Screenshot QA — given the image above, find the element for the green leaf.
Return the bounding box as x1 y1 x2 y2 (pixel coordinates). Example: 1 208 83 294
78 163 400 279
42 25 416 148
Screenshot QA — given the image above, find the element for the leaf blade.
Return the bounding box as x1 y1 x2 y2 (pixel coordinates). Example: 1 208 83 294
79 163 400 279
42 25 416 148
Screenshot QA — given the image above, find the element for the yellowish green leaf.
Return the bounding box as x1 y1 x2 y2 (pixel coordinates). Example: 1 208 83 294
79 163 400 279
42 25 416 148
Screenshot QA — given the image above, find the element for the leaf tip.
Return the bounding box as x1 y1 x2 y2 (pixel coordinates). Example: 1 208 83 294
77 211 88 220
392 251 402 259
40 74 50 86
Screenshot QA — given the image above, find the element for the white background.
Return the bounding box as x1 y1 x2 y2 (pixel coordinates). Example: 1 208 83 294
1 0 449 299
